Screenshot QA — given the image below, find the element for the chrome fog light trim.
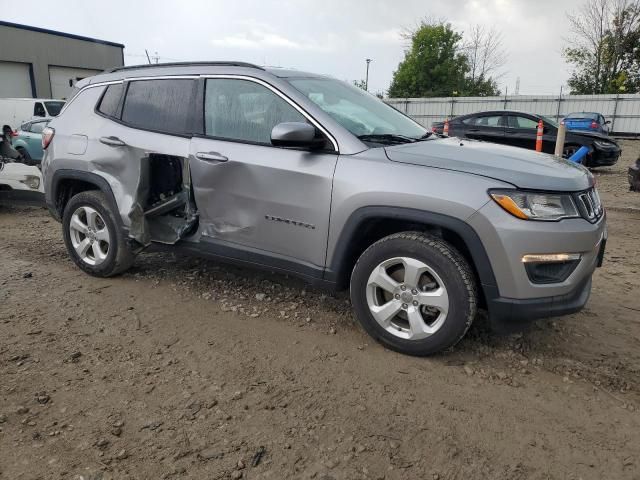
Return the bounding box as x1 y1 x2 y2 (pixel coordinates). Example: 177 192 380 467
522 253 581 263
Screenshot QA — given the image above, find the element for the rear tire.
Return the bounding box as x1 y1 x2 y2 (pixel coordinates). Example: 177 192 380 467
62 190 135 277
350 232 477 356
16 148 33 166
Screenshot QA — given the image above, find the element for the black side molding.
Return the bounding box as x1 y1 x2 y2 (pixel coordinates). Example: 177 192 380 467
48 169 121 225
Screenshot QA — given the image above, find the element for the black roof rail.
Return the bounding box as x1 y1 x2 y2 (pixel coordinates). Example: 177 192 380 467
107 61 264 73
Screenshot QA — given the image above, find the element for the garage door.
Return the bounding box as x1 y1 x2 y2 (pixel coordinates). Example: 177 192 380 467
0 61 33 98
49 66 101 99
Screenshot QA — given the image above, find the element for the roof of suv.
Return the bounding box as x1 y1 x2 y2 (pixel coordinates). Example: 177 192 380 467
78 62 326 89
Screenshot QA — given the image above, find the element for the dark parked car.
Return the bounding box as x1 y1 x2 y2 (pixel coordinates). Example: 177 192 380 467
432 110 620 168
563 112 610 135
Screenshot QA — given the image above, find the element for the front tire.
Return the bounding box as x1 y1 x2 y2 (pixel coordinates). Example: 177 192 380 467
350 232 477 356
62 190 135 277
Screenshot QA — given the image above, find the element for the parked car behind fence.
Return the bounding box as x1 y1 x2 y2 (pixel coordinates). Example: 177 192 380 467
432 110 621 168
563 112 610 135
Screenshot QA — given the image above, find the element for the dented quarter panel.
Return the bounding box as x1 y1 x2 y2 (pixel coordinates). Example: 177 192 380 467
43 85 191 244
189 137 338 268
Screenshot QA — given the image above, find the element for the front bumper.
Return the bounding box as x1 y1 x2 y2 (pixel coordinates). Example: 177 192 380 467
588 145 620 167
0 189 45 206
485 276 593 332
468 200 606 328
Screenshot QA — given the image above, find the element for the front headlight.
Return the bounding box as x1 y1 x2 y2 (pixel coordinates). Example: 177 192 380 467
19 175 41 190
489 190 580 221
593 140 615 149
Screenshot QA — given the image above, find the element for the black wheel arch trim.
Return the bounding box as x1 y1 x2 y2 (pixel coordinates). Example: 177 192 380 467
48 169 121 227
325 206 498 295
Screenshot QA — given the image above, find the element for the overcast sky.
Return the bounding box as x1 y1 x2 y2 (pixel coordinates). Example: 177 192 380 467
0 0 585 95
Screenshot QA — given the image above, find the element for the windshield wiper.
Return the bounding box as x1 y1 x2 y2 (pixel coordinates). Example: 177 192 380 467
357 134 418 144
416 132 435 140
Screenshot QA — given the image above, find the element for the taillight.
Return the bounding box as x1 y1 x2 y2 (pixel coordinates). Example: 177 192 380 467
11 130 18 137
590 121 598 129
42 127 55 149
431 126 437 132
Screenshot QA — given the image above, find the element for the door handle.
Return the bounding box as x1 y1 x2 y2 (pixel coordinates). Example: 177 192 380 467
99 136 126 147
196 152 228 163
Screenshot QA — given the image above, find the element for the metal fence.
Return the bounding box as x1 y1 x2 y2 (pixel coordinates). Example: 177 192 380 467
386 94 640 136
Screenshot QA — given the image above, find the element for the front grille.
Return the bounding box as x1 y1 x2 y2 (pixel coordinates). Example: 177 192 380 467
575 188 603 223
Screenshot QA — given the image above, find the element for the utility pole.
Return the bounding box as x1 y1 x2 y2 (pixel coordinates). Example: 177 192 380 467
365 58 372 91
145 49 152 64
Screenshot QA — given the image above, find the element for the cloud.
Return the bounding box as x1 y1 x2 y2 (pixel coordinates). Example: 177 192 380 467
211 23 329 51
357 28 404 45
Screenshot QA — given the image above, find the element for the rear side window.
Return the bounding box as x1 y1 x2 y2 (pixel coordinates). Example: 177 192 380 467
465 115 503 127
34 102 46 117
97 83 124 117
121 79 195 135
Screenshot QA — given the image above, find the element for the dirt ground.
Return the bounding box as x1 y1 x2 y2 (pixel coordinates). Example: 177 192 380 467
1 141 639 480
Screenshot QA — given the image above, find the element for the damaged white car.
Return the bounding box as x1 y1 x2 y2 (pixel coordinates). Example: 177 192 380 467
0 160 44 205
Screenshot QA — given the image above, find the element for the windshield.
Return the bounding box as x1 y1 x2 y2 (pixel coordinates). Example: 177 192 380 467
44 101 65 116
287 77 427 140
539 115 559 128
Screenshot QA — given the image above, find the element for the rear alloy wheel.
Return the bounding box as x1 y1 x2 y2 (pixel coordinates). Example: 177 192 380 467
62 190 135 277
69 205 111 267
350 232 477 356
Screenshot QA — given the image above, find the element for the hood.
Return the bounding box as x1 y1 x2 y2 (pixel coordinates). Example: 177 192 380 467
567 130 617 143
385 137 593 191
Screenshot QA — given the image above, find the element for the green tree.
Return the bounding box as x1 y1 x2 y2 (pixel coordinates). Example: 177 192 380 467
564 0 640 94
388 22 469 98
389 21 502 98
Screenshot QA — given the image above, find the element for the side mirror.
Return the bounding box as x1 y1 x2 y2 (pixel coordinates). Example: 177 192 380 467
605 120 611 125
271 122 324 149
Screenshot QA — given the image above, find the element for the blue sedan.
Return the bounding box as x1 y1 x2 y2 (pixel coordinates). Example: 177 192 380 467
562 112 611 135
13 119 51 166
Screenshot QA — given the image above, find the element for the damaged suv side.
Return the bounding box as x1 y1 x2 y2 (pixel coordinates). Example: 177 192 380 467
42 62 606 356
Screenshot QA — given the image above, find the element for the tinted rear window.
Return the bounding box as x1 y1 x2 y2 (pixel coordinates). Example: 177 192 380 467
97 84 124 117
121 79 195 135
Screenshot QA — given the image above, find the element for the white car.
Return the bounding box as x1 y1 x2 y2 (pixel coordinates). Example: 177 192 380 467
0 161 44 205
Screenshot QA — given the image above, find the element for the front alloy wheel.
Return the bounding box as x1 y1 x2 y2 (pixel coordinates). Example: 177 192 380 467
366 257 449 340
350 232 477 356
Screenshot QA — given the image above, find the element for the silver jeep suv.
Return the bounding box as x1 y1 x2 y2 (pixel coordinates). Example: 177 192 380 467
41 62 606 355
